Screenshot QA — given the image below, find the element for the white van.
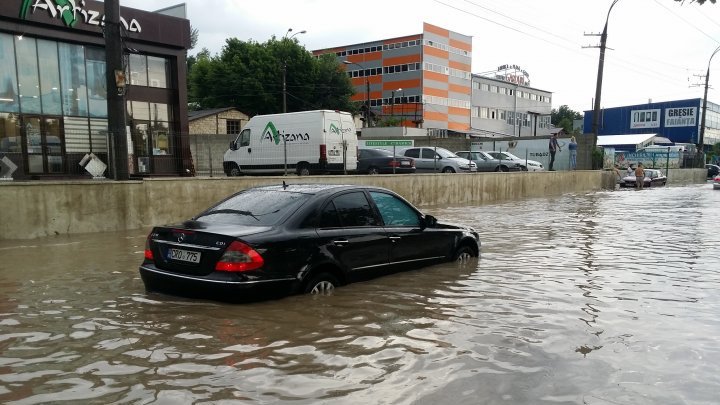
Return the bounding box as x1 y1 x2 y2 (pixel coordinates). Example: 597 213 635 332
223 110 358 176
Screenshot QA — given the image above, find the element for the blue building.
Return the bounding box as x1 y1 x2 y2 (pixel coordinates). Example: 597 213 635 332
583 98 720 150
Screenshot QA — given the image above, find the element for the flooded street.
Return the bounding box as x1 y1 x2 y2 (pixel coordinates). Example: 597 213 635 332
1 183 719 404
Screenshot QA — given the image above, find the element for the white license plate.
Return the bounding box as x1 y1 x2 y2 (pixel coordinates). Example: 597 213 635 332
168 248 201 263
401 161 410 166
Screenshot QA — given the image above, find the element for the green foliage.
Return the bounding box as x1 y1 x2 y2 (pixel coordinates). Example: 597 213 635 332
188 37 356 116
551 105 583 134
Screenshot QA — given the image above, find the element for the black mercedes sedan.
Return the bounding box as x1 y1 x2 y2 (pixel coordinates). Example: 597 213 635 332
139 183 480 302
358 148 416 174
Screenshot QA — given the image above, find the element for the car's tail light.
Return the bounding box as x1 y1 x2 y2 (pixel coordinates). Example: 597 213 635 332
144 234 154 260
389 160 400 168
215 241 264 272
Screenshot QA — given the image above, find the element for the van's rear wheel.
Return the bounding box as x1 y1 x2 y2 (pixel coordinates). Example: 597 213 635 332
297 164 310 176
442 167 455 173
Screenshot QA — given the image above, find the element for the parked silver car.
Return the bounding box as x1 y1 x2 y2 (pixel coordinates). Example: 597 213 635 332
487 151 544 172
400 147 477 173
454 150 525 172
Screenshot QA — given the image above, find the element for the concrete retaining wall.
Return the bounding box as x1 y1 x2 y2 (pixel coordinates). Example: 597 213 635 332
0 169 704 240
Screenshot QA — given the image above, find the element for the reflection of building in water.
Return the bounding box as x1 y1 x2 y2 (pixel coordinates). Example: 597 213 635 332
0 1 192 179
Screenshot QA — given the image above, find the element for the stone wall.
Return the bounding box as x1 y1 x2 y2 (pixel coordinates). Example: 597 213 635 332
188 110 249 134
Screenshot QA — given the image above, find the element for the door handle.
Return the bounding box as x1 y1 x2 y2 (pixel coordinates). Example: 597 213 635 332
389 236 401 242
248 147 252 153
332 239 349 246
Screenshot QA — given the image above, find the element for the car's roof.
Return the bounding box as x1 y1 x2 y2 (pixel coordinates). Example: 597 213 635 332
251 183 389 195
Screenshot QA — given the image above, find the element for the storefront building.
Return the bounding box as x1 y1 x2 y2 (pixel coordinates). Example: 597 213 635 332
0 1 192 179
583 98 720 150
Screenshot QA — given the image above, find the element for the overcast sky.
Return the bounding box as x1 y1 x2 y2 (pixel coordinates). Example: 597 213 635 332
118 0 720 114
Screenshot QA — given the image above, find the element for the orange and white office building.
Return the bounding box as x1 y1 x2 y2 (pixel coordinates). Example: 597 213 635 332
313 23 473 135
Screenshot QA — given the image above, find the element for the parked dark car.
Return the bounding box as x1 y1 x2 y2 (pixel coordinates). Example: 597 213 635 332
139 184 480 301
358 148 416 174
619 168 667 188
706 164 720 179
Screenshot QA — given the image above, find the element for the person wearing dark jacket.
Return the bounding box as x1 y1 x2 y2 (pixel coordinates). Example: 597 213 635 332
549 133 561 171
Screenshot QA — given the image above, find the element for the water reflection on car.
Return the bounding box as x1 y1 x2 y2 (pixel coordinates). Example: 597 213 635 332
139 183 481 302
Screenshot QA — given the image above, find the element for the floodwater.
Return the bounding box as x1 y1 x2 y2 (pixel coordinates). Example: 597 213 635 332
1 183 719 405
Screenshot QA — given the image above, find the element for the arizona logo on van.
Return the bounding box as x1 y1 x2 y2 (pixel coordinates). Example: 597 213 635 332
330 123 353 136
261 122 310 145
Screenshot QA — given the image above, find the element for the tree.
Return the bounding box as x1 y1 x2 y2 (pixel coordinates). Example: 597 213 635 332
188 37 356 116
551 105 583 134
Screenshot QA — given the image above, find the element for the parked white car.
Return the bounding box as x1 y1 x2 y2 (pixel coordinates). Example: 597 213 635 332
486 151 544 172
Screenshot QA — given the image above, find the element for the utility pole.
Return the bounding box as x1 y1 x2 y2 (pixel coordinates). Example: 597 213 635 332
700 45 720 150
104 0 129 180
584 0 621 169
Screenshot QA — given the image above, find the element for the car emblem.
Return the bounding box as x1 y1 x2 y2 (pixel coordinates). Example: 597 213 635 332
177 233 185 243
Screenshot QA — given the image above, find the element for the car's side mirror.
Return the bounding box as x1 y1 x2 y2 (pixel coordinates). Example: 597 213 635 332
229 141 236 151
422 215 437 229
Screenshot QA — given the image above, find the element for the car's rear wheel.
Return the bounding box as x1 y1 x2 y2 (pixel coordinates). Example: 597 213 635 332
368 167 380 175
442 167 455 173
304 272 339 295
454 245 475 263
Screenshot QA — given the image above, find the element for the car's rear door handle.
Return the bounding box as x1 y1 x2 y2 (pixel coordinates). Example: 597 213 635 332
332 239 349 246
389 236 401 242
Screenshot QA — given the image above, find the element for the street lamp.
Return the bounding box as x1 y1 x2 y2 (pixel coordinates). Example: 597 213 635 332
391 88 402 119
591 0 621 167
699 44 720 150
282 28 306 113
343 60 371 127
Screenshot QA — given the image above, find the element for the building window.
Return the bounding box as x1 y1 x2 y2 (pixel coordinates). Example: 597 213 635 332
227 119 241 134
128 54 148 86
59 42 89 116
85 46 107 118
147 56 169 88
0 33 19 113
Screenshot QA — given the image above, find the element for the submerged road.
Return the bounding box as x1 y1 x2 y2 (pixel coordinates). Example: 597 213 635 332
0 183 718 404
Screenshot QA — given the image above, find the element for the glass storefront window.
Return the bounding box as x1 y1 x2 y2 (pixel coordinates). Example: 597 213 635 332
0 34 19 113
90 118 108 153
86 47 107 118
150 103 170 155
59 43 89 116
147 56 169 88
0 113 22 153
37 39 62 115
128 54 148 86
15 37 42 114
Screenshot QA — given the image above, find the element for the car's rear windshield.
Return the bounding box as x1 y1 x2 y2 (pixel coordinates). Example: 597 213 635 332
436 149 457 158
194 190 311 226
